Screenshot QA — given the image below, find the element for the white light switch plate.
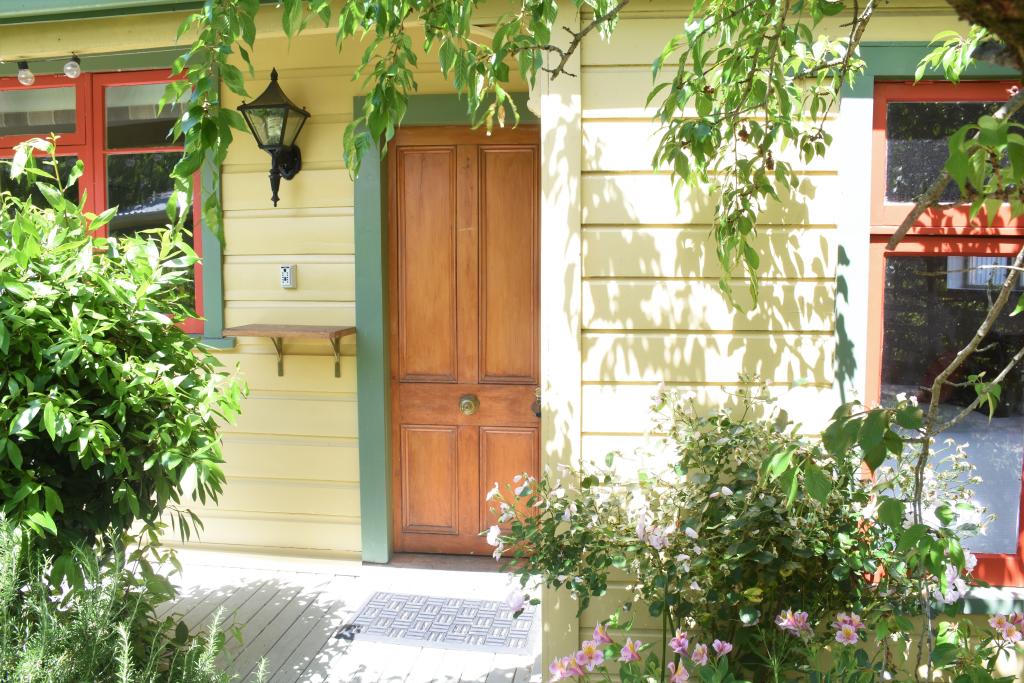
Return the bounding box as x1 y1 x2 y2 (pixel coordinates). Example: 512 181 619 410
279 264 297 289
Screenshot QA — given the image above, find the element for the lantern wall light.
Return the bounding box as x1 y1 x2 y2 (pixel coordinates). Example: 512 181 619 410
238 68 310 207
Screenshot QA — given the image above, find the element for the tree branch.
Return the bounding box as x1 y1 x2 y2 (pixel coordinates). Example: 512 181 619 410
886 88 1024 251
538 0 631 79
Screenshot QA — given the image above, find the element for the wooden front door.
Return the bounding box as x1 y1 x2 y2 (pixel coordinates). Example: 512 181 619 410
389 126 540 555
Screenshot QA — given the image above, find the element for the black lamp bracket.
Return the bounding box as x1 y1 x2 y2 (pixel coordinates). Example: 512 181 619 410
268 146 302 207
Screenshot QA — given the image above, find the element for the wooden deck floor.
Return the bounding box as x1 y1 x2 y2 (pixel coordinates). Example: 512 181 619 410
160 550 542 683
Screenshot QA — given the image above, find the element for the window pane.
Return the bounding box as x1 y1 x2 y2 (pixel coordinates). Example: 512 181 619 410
881 255 1024 554
886 100 1024 204
0 156 79 205
106 152 195 304
105 83 186 149
0 87 76 138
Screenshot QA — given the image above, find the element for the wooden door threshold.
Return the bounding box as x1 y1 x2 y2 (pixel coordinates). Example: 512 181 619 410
374 552 507 573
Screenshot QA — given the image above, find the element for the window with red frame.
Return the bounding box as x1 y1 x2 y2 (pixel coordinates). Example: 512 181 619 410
0 70 203 333
869 80 1024 586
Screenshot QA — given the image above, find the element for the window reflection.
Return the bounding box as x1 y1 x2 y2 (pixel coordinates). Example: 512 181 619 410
106 152 195 304
0 87 75 138
0 156 79 206
881 255 1024 554
105 83 185 149
886 101 1024 204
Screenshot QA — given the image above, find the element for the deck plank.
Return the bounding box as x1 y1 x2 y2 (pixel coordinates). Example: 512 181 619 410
233 577 323 679
267 574 353 682
244 574 336 680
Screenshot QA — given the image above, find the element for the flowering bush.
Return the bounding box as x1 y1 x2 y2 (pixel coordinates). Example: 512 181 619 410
486 388 1018 681
489 390 917 677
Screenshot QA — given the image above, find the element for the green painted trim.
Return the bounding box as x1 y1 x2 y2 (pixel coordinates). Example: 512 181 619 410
200 150 230 347
844 42 1019 99
0 0 201 24
354 91 535 563
0 48 182 77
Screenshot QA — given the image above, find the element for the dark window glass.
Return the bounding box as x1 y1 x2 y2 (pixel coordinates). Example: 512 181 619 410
106 152 194 304
0 156 79 206
0 87 76 138
881 255 1024 553
886 100 1024 204
105 83 185 149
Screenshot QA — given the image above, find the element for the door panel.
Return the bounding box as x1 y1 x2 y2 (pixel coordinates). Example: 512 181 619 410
478 427 540 533
399 426 459 534
390 126 540 555
396 147 457 382
480 147 540 384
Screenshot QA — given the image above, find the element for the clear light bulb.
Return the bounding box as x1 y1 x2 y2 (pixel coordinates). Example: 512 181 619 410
16 61 34 86
63 56 81 79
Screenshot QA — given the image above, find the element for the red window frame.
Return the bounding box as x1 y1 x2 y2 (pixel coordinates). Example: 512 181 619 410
869 80 1024 587
0 69 203 333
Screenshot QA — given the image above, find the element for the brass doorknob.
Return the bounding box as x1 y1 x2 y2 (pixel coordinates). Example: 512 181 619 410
459 394 480 416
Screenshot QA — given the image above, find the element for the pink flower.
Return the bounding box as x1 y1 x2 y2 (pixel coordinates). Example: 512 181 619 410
835 623 859 646
667 661 690 682
712 639 733 657
775 609 811 637
548 657 569 681
990 614 1010 631
690 642 709 666
669 628 690 654
576 640 605 672
618 637 642 662
1005 625 1023 643
592 622 612 646
1011 612 1024 628
832 612 864 631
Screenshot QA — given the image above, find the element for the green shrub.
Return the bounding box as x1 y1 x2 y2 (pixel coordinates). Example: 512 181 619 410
0 139 245 587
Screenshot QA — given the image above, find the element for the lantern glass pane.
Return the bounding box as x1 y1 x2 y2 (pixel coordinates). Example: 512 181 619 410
282 108 306 147
245 106 285 147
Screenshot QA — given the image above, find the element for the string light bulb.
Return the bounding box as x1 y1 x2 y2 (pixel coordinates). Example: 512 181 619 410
16 61 34 86
63 55 81 79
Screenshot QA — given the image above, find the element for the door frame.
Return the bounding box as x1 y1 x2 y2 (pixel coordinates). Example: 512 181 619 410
354 94 538 563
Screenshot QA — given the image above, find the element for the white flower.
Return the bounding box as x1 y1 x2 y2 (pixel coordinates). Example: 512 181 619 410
896 392 908 402
965 550 978 573
689 581 700 591
562 502 577 522
709 491 721 499
909 395 919 406
486 482 500 501
492 545 504 561
513 474 523 484
692 545 703 555
505 590 527 612
486 525 502 547
684 527 698 540
646 526 671 550
721 486 734 496
513 482 529 496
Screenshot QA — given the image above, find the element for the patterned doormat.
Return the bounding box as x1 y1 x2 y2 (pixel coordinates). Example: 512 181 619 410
335 591 537 654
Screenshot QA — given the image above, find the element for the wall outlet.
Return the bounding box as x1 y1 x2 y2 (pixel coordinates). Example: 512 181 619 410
279 264 297 289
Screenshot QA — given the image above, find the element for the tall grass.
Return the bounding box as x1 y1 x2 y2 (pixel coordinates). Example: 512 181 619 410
0 523 260 682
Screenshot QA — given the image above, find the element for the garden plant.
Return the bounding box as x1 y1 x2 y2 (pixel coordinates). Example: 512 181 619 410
0 138 248 680
489 388 1023 681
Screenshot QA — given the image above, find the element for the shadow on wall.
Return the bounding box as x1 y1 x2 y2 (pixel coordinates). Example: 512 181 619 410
575 162 844 439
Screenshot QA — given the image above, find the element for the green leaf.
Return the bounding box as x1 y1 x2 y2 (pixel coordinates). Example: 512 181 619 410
877 497 905 529
42 402 56 440
739 606 760 625
804 463 832 503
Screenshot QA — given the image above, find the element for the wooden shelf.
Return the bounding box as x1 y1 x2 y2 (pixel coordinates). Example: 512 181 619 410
222 324 356 377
